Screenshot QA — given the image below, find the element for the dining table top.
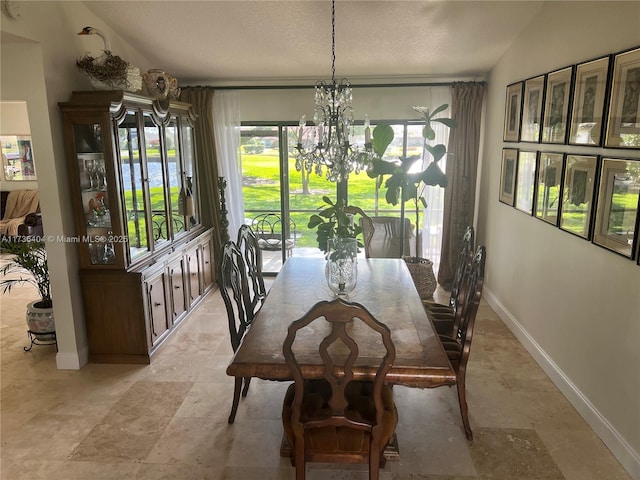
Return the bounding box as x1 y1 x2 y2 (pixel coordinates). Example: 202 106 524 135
226 256 456 388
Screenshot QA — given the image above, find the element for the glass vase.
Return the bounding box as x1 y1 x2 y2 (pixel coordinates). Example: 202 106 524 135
326 237 358 296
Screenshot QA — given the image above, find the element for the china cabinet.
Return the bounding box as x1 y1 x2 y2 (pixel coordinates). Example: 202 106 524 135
59 91 214 363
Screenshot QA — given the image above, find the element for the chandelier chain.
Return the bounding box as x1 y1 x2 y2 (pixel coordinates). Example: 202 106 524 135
294 0 374 183
331 0 336 84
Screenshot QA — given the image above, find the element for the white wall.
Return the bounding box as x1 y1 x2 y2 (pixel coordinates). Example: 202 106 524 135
480 2 640 478
1 2 152 369
237 85 454 122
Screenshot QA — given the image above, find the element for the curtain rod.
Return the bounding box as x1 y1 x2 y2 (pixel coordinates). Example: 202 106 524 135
183 81 485 91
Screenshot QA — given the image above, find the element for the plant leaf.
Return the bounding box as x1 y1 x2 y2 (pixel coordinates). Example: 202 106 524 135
425 144 446 162
433 118 458 128
421 161 448 187
422 125 435 140
366 158 399 178
371 124 394 157
430 103 448 117
402 184 418 203
399 155 421 172
307 214 324 228
322 195 334 206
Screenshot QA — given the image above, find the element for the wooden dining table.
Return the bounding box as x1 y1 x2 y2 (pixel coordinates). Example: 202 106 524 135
227 256 455 386
226 256 456 459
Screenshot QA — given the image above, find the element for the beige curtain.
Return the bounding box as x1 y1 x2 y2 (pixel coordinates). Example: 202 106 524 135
180 87 224 279
437 82 486 288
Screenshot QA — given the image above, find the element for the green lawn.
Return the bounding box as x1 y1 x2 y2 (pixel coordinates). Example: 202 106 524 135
241 150 403 248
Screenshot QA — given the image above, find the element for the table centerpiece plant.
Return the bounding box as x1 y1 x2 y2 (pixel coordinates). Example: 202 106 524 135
308 196 367 296
307 195 364 254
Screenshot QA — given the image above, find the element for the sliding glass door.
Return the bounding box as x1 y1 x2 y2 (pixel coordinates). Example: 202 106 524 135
240 120 447 274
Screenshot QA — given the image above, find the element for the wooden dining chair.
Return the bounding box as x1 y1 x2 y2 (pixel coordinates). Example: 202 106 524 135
282 298 398 480
437 245 486 441
360 216 411 258
219 240 254 424
344 205 374 256
236 224 267 316
424 225 474 335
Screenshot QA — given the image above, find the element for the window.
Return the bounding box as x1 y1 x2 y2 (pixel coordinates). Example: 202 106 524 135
240 118 450 273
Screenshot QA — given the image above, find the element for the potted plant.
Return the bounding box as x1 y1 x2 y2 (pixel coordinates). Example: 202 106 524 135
307 195 364 253
366 104 456 298
308 196 366 296
0 240 55 342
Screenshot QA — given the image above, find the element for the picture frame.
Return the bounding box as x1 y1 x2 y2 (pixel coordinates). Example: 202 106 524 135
520 75 545 143
499 148 519 205
559 154 598 239
535 152 564 225
542 66 573 144
605 47 640 148
503 82 523 142
593 157 640 258
569 56 611 146
514 150 537 214
0 135 37 181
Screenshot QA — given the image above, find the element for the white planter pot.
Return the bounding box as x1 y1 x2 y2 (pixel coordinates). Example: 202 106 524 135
26 300 56 342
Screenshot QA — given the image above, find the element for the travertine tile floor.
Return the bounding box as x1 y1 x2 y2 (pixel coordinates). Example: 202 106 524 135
0 271 631 479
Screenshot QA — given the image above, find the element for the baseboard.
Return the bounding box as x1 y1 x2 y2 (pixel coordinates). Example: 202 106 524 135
483 287 640 480
55 345 89 370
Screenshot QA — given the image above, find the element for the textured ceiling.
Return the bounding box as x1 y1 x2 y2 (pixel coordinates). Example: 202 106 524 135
81 0 544 85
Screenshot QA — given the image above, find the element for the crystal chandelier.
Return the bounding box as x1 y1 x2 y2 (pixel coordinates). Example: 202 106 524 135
294 0 375 183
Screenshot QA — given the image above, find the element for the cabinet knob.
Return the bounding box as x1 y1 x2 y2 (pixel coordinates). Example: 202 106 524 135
153 302 162 307
174 285 181 290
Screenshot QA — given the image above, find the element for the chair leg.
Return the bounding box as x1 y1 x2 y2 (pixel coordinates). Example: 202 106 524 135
228 376 243 424
295 446 306 480
456 372 473 441
241 376 252 397
369 446 381 480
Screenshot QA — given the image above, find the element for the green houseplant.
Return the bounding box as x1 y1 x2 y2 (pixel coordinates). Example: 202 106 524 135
307 196 364 253
0 240 55 341
307 196 364 296
367 104 456 256
366 104 456 298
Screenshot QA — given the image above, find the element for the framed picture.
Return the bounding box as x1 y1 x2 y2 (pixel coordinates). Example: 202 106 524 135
542 67 573 144
593 157 640 258
499 148 518 205
503 82 523 142
0 135 37 181
521 75 545 142
514 150 537 214
560 154 598 239
605 47 640 148
535 152 564 225
569 56 611 146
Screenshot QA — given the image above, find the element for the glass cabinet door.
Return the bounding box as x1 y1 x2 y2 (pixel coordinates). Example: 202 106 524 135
143 112 170 248
165 117 187 237
118 111 150 263
74 123 116 266
180 120 199 226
